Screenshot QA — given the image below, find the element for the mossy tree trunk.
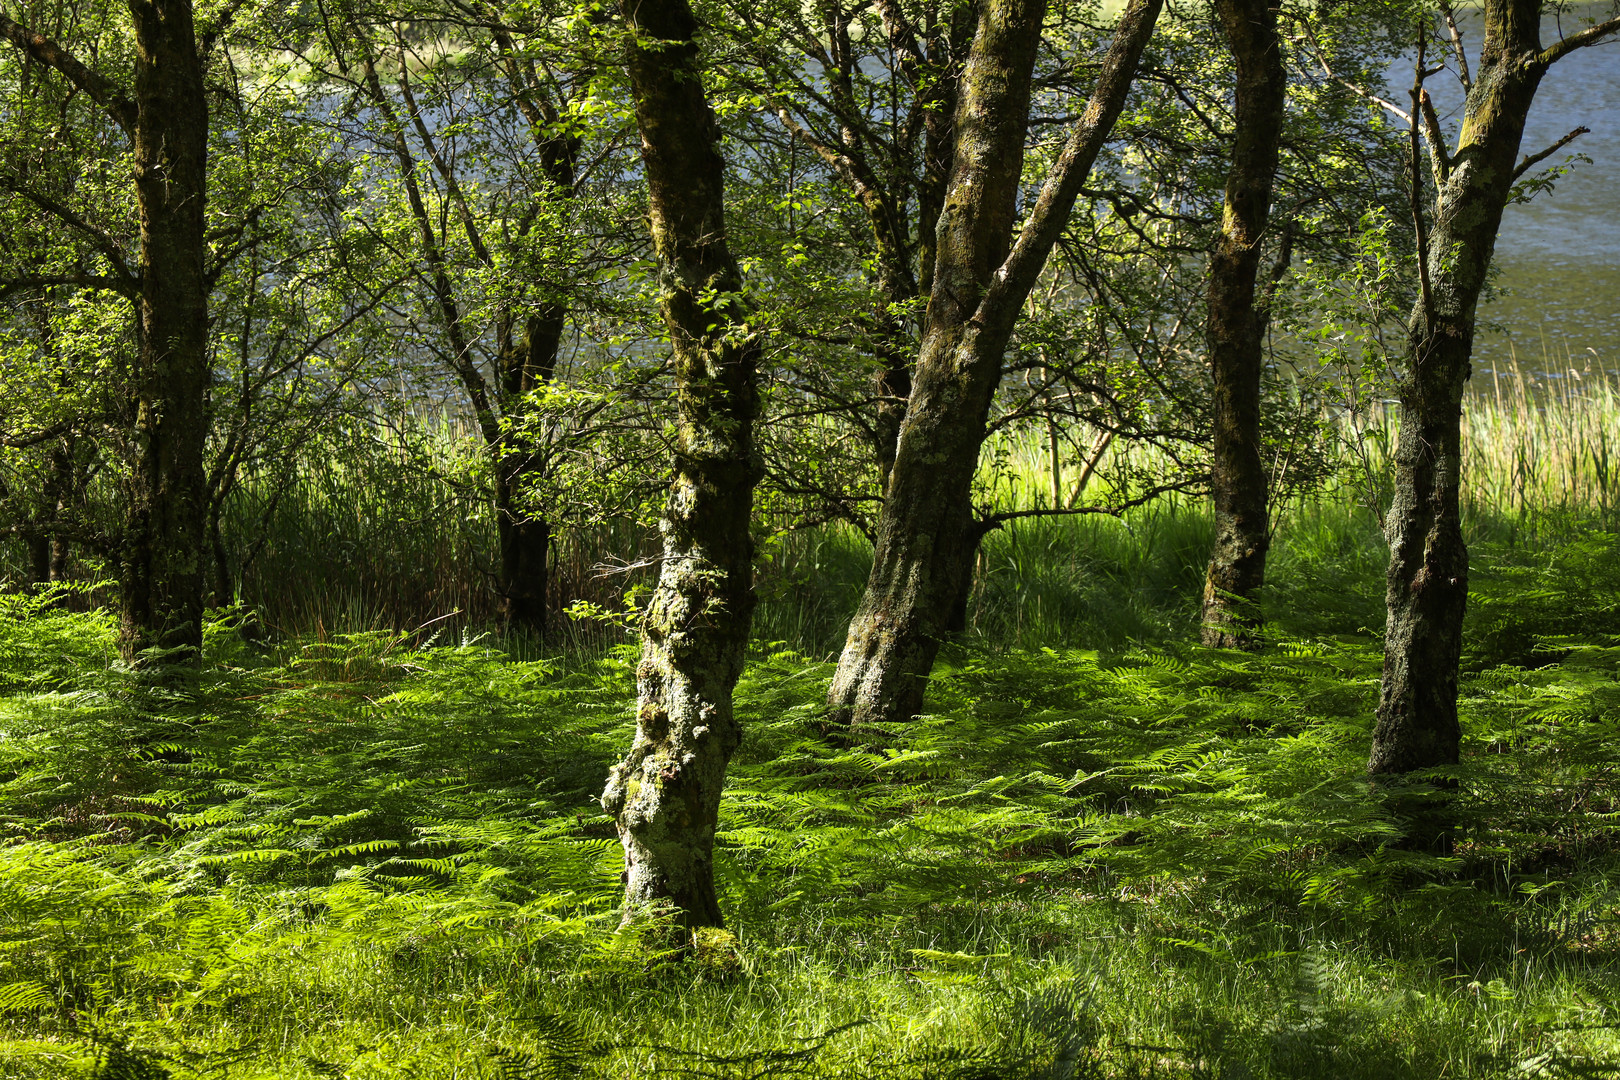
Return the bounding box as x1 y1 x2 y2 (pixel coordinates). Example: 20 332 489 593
599 0 762 930
826 0 1162 732
1370 1 1618 787
1199 0 1286 649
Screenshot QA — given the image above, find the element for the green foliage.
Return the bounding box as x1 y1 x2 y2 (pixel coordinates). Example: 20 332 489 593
1 523 1619 1075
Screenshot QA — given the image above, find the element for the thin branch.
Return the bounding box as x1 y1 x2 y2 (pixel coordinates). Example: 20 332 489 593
1513 126 1590 181
981 477 1204 528
0 419 72 448
1409 26 1434 336
1287 18 1410 124
1436 0 1471 93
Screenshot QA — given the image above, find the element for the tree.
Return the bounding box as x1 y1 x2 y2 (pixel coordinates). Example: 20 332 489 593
1198 0 1286 649
293 3 609 639
724 0 973 495
825 0 1162 732
1 0 212 665
598 0 762 930
1367 2 1620 792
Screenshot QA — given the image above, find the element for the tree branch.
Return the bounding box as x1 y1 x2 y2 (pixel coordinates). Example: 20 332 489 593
0 273 133 301
1537 16 1620 68
1513 126 1590 180
1436 0 1471 94
0 11 136 135
1419 88 1449 185
985 0 1164 323
0 174 139 290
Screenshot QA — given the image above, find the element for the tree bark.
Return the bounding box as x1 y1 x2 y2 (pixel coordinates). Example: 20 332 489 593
119 0 211 666
826 0 1162 732
599 0 762 931
1370 1 1619 783
1199 0 1286 649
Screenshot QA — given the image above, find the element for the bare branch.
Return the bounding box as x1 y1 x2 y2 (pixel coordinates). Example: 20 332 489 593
1513 125 1590 181
1436 0 1471 93
1537 15 1620 68
1409 27 1434 335
1419 88 1449 185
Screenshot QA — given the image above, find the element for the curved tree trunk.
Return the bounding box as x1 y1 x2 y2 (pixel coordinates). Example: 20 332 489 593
827 0 1162 732
599 0 762 931
1370 2 1618 801
120 0 210 667
1199 0 1286 649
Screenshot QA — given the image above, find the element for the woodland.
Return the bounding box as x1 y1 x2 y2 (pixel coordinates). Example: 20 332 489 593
1 0 1619 1075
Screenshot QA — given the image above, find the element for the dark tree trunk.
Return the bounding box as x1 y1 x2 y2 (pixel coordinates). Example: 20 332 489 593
496 309 565 636
1199 0 1286 649
490 53 581 636
119 0 210 666
1370 1 1618 785
495 509 550 632
208 499 232 607
47 440 69 582
827 0 1162 731
25 536 50 588
599 0 762 931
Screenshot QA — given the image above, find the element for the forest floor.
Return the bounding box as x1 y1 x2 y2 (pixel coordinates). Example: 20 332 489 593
1 514 1618 1078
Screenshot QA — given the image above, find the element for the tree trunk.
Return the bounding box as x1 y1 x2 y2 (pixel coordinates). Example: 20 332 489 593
25 536 50 589
1370 1 1618 782
47 441 69 584
827 0 1162 731
119 0 210 666
1199 0 1286 649
496 310 565 636
599 0 761 932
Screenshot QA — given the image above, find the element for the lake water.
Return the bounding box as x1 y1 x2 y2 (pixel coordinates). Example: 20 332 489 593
1423 5 1620 384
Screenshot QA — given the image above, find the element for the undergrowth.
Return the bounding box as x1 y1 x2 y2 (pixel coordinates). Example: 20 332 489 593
1 523 1619 1077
